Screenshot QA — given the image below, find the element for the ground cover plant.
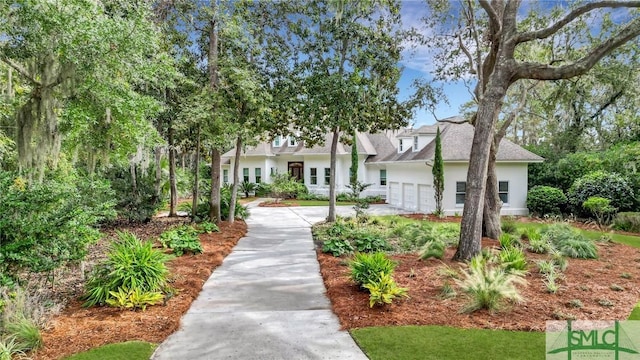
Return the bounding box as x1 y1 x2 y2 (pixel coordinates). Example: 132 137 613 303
315 215 640 333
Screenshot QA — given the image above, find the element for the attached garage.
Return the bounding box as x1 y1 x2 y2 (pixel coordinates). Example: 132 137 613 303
418 184 432 213
389 182 400 207
402 183 415 210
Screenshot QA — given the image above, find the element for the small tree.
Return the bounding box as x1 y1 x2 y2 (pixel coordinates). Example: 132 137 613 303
432 127 444 217
583 196 617 229
350 131 359 186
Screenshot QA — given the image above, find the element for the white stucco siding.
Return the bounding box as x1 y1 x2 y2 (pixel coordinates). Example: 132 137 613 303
442 162 530 216
223 157 269 184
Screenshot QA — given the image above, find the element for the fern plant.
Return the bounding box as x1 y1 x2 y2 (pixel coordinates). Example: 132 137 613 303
455 254 527 313
363 272 409 307
349 252 397 287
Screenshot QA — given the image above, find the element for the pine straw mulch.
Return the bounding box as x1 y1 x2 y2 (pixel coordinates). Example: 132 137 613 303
33 218 247 360
319 241 640 332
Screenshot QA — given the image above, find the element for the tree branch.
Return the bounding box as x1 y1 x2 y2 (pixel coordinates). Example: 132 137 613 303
514 17 640 80
0 57 41 86
479 0 502 37
514 1 640 44
437 117 469 124
589 89 624 121
496 81 534 142
458 34 476 75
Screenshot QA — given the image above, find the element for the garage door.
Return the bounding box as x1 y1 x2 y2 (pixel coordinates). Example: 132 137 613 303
389 182 400 207
402 183 415 210
418 184 432 213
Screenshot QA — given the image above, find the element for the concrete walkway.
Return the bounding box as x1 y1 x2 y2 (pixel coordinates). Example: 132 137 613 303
152 202 404 360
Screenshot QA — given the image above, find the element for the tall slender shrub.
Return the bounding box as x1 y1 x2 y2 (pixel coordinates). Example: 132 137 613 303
432 127 444 216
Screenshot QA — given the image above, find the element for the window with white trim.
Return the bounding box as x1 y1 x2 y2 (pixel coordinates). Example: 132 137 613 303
273 135 282 147
398 139 404 152
380 169 387 186
499 181 509 204
223 169 229 183
456 181 466 205
255 168 262 184
288 135 297 146
324 168 331 185
310 168 317 185
413 136 419 151
243 168 249 183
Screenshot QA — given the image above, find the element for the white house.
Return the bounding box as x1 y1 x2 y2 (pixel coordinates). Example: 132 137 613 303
221 118 543 215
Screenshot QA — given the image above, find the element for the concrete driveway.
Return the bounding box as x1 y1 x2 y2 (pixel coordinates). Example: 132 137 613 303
152 202 405 360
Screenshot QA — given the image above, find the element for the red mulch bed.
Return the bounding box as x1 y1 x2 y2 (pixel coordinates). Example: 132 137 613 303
319 241 640 332
33 219 247 360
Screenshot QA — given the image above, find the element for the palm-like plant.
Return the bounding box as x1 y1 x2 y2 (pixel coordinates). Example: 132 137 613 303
239 181 256 198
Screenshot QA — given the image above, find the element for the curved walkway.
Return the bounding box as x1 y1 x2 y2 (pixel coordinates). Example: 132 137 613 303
152 202 404 360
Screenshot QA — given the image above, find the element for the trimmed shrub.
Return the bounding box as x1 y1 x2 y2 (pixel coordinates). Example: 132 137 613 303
613 212 640 233
567 171 634 217
582 196 616 226
526 186 567 216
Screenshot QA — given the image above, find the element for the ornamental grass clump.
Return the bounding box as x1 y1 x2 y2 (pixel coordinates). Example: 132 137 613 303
455 253 527 313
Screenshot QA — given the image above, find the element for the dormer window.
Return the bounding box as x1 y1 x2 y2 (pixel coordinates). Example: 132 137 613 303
413 136 419 151
273 135 282 147
399 139 404 152
288 135 297 147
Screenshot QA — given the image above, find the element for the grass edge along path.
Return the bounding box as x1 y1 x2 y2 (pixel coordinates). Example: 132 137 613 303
351 325 545 360
63 341 157 360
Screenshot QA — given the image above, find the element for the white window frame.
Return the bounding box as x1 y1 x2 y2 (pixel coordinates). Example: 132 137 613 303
398 139 404 152
380 169 387 186
498 181 509 205
223 169 229 183
243 168 249 183
310 168 317 185
255 168 262 184
324 168 331 185
413 136 419 151
273 135 282 147
455 181 466 206
288 135 297 147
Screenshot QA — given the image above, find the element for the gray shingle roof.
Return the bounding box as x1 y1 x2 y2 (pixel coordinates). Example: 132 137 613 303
370 122 543 163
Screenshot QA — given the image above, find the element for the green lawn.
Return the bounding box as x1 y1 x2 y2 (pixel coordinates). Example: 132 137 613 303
351 325 545 360
280 199 357 206
510 221 640 249
63 342 157 360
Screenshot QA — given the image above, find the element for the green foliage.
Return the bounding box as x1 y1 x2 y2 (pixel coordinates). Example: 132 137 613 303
549 248 569 272
419 239 446 260
568 171 634 217
499 247 528 273
498 233 520 249
541 224 597 259
239 181 256 198
395 222 459 252
582 196 617 226
322 238 354 257
524 229 551 254
83 232 169 308
363 272 409 308
3 318 42 351
526 186 567 217
349 131 359 185
189 183 249 222
0 336 25 360
353 232 391 253
254 183 272 197
500 220 518 235
0 172 115 281
432 127 444 215
104 165 162 223
543 268 562 294
270 173 307 201
63 341 157 360
613 212 640 233
159 225 203 256
197 221 219 234
535 260 556 275
455 254 527 313
105 288 164 311
349 252 397 288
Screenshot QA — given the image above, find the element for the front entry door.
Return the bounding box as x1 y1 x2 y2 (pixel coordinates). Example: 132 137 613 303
288 162 304 182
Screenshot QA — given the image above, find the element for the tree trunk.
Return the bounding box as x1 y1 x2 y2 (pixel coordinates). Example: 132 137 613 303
130 162 137 195
168 123 178 217
327 126 340 222
209 147 222 225
154 146 163 201
482 140 502 240
7 68 13 99
228 136 242 224
191 126 200 222
454 83 507 261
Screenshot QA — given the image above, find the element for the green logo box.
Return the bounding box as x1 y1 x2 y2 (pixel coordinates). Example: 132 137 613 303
547 320 640 359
